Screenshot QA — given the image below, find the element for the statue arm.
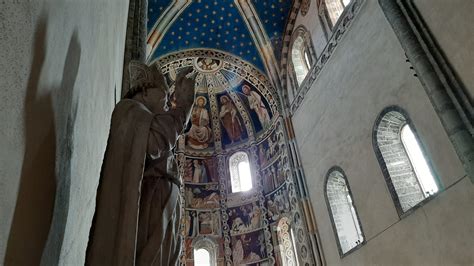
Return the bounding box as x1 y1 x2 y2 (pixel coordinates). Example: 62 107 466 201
147 110 188 159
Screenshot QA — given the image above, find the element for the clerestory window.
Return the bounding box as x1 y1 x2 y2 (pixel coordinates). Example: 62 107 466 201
325 167 364 256
229 151 252 193
374 108 440 215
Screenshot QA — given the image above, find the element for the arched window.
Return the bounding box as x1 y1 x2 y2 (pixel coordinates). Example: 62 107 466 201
292 36 310 85
290 26 317 87
374 107 439 215
229 151 252 193
194 248 210 266
193 238 217 266
325 167 364 256
324 0 352 29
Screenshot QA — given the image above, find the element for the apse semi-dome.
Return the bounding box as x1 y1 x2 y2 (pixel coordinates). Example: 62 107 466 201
153 50 313 266
154 49 280 156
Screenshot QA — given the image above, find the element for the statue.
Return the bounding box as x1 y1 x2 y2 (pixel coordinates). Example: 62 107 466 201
86 61 197 265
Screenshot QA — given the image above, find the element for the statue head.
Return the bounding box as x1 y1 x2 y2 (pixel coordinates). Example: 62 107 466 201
126 61 168 113
126 61 168 99
127 61 197 118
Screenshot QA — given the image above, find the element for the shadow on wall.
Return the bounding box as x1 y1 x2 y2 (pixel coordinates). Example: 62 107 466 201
4 12 81 266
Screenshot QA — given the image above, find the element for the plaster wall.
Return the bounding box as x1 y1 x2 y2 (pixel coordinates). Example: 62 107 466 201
0 1 128 265
290 0 473 265
413 0 474 102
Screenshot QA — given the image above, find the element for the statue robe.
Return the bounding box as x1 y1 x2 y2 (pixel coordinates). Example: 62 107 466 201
86 99 185 266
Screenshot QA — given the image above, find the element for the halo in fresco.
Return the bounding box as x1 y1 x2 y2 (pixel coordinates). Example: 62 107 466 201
154 49 280 156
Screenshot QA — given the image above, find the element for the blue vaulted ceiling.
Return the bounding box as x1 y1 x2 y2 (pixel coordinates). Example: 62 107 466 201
252 0 292 62
147 0 293 72
147 0 171 32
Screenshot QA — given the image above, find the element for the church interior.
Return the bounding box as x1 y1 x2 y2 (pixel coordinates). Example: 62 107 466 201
1 0 473 265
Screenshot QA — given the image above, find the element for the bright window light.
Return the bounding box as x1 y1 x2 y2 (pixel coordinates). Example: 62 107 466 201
401 124 438 195
238 161 252 192
194 248 210 266
230 152 253 193
303 49 311 69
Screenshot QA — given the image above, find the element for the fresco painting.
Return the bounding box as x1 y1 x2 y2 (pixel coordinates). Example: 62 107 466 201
258 129 281 168
231 229 267 265
185 94 214 150
266 186 291 223
228 202 263 236
236 82 273 133
184 210 197 237
183 157 219 184
261 159 288 195
216 92 249 147
198 210 221 236
185 183 220 209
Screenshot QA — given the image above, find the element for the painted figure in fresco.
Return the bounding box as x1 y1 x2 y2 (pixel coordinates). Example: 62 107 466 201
270 166 278 188
267 199 280 220
192 160 208 183
233 237 244 265
187 96 212 149
212 211 221 235
259 144 267 166
185 211 196 237
86 62 197 265
263 169 273 194
242 84 271 129
231 216 246 234
276 161 286 185
198 212 213 235
241 234 262 264
197 57 220 71
219 95 243 143
186 187 220 209
250 203 262 229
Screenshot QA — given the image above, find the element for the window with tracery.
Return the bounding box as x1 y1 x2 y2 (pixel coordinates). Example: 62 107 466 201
229 151 252 193
324 0 352 29
374 108 439 214
325 168 364 255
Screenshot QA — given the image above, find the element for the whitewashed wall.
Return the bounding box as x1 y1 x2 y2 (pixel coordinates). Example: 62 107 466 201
0 1 129 264
289 0 473 265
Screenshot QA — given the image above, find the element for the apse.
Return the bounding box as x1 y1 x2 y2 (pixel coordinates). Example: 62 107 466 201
150 50 314 265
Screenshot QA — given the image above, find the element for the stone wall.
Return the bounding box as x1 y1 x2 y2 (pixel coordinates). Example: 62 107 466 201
0 1 129 264
289 0 473 265
413 0 474 101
